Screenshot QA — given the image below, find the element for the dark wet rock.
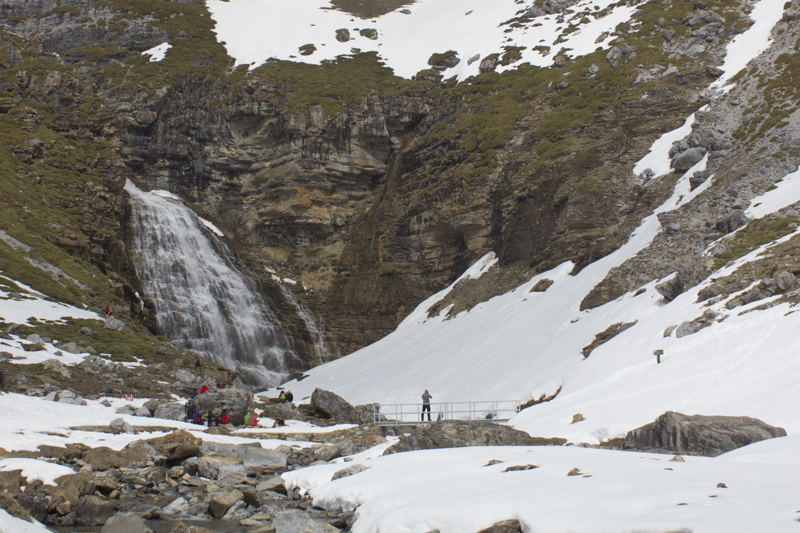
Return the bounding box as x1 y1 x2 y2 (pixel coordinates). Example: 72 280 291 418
75 495 115 526
384 421 534 454
14 493 47 522
623 411 787 457
0 493 34 523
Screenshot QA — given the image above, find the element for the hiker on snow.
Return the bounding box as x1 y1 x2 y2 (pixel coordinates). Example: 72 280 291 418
421 389 432 421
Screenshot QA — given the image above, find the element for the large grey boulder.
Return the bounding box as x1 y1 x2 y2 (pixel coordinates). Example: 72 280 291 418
310 388 377 425
103 317 126 331
208 489 244 518
623 411 787 457
100 514 150 533
671 146 707 171
145 430 202 461
201 441 288 469
153 402 186 421
384 420 534 455
271 510 328 533
184 455 246 481
188 388 253 426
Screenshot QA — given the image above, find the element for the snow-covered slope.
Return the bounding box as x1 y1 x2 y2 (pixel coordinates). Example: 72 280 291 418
274 0 800 443
207 0 635 80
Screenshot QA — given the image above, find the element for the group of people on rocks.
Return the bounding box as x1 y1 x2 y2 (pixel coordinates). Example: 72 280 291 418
189 407 230 427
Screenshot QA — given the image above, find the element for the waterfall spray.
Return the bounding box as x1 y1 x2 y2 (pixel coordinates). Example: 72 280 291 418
125 180 305 387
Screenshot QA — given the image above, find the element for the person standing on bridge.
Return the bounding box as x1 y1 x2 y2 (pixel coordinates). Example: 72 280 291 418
421 389 432 422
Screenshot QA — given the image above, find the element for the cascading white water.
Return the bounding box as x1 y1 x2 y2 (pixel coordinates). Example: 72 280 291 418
125 180 302 387
274 281 338 365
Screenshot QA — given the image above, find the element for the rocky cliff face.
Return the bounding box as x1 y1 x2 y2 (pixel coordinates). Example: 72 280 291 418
2 0 798 370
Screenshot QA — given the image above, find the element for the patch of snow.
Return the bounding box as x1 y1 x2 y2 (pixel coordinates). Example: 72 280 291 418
0 510 52 533
142 42 171 62
746 166 800 219
0 458 74 486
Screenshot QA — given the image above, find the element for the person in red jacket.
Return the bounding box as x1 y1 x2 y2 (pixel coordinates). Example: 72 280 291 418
220 409 229 425
248 411 258 427
200 383 209 394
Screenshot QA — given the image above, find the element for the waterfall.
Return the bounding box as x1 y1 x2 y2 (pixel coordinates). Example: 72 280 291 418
125 180 303 387
274 281 338 365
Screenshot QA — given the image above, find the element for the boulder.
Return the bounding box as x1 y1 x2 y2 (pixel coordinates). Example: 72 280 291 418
162 497 191 517
109 418 135 435
169 521 218 533
133 407 151 417
104 317 126 331
174 369 198 384
188 388 253 426
671 146 707 171
75 495 115 526
145 430 201 461
42 359 72 379
623 411 787 457
153 402 186 421
184 455 246 481
775 271 796 291
208 489 244 518
310 388 377 424
201 441 287 469
100 514 150 533
332 464 370 480
49 473 96 505
255 476 286 494
384 421 534 454
143 398 169 412
122 440 166 467
0 469 24 492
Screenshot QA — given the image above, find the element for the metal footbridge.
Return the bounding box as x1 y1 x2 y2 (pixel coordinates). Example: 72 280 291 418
373 400 521 426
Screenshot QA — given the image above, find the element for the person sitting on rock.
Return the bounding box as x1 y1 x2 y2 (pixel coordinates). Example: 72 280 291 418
278 390 286 402
273 418 286 428
192 407 202 424
220 409 229 425
200 383 209 394
207 410 215 428
104 306 112 318
243 411 252 426
248 411 258 427
285 391 294 403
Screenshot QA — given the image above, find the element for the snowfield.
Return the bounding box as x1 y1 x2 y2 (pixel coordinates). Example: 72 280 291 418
207 0 635 80
284 437 800 533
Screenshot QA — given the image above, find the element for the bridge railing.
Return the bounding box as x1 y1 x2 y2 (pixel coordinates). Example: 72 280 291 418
373 400 520 426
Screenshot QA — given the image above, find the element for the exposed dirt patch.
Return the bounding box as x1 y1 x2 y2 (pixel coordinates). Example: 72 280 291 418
328 0 414 18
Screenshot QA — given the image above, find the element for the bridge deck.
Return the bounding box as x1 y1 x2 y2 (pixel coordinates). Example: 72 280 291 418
373 400 519 426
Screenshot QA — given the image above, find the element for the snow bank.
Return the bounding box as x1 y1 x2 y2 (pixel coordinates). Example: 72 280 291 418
284 436 800 533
